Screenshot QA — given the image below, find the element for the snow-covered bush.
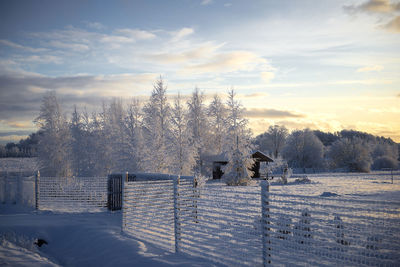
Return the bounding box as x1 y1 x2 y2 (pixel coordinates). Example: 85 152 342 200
223 143 254 186
282 129 324 170
328 137 372 172
372 156 399 170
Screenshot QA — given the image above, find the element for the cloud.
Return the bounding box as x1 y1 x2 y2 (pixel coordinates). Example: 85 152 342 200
22 55 63 64
1 120 33 129
261 71 275 83
0 130 34 137
48 40 90 52
114 29 156 40
201 0 213 5
0 70 159 122
242 92 269 98
182 51 267 74
146 43 222 64
383 15 400 32
85 21 106 30
0 39 46 53
171 27 194 42
357 65 384 72
344 0 400 14
344 1 400 33
397 93 400 97
244 108 304 119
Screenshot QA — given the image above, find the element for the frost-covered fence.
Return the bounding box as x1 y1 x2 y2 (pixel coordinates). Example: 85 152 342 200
179 182 263 266
263 185 400 266
37 176 108 212
122 176 194 252
122 176 262 266
123 178 400 266
0 175 35 206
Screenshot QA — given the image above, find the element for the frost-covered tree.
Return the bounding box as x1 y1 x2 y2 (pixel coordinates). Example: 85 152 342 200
371 141 399 170
125 98 146 171
70 106 88 176
100 98 132 172
207 94 227 155
89 110 113 176
328 137 372 172
169 93 196 175
142 78 172 173
282 129 324 171
255 125 288 158
222 89 254 185
34 91 72 177
187 87 209 174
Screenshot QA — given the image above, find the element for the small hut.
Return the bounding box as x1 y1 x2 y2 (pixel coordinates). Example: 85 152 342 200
209 151 273 179
250 150 274 178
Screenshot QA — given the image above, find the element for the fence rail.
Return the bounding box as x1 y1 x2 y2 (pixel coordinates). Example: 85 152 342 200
37 175 108 212
123 178 400 267
264 189 400 266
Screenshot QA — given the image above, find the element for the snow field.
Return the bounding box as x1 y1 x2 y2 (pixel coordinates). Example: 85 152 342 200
0 208 220 267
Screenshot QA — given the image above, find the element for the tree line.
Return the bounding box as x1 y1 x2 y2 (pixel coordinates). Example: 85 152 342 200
254 126 399 172
30 78 254 184
2 78 399 176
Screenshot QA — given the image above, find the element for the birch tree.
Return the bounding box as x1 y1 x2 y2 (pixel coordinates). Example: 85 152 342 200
169 93 196 175
142 78 171 173
187 87 209 174
34 91 72 177
207 94 227 155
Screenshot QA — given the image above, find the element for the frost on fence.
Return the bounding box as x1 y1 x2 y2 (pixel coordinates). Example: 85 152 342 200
264 192 400 266
122 178 400 266
0 176 35 206
179 184 262 267
122 179 178 252
38 176 108 212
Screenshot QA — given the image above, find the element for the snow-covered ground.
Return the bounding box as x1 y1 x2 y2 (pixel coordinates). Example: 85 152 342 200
0 205 221 266
0 171 399 266
208 171 400 201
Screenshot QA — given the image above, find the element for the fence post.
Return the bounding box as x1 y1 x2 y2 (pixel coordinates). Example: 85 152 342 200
193 175 198 223
173 175 181 253
121 172 128 232
261 180 271 266
35 171 40 210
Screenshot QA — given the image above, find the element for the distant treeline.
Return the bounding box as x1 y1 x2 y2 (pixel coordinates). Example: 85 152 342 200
3 120 399 173
254 127 400 172
2 84 399 175
0 132 41 158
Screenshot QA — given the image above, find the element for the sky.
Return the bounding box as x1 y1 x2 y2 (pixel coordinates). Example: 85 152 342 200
0 0 399 144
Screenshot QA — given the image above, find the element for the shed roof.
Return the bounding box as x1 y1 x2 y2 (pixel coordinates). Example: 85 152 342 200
205 150 273 163
252 150 274 162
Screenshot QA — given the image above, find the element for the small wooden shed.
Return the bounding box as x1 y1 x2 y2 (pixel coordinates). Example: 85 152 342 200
211 151 273 179
250 150 274 178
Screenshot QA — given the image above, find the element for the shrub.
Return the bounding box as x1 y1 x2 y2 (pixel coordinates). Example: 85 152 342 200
372 156 399 170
